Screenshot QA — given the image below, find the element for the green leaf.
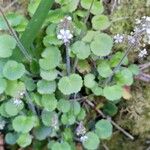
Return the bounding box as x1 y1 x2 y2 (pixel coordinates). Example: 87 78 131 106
90 33 113 56
77 108 86 121
84 73 96 88
0 12 24 30
0 34 16 58
95 119 112 139
82 30 96 43
17 133 32 148
46 9 65 23
12 116 35 133
92 15 110 30
28 0 41 16
41 94 57 111
61 113 76 125
70 101 81 116
58 74 83 95
33 125 52 140
51 141 71 150
39 46 61 70
129 64 140 75
40 69 58 81
91 84 103 96
0 78 7 94
4 101 24 116
21 76 36 91
82 132 100 150
77 60 91 73
62 0 80 12
81 0 104 15
5 80 25 97
37 80 56 94
97 61 113 78
72 41 91 59
41 110 57 127
3 60 25 80
57 99 71 113
12 0 54 61
43 35 62 46
103 85 123 101
109 52 128 67
103 102 118 116
5 132 18 145
115 68 133 86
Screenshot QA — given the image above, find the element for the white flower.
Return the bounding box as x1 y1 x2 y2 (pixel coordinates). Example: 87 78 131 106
114 34 124 43
135 19 141 24
146 16 150 22
80 135 88 142
128 35 136 44
51 114 58 129
57 29 73 43
0 120 5 130
138 49 148 58
13 98 22 106
76 122 86 136
66 16 72 21
146 28 150 34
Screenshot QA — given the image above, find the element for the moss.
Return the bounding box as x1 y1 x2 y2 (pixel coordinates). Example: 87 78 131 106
110 0 150 34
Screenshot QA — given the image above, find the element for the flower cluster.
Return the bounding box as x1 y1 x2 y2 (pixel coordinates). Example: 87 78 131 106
76 122 86 136
13 98 22 106
114 34 124 43
51 114 59 129
57 29 73 44
0 120 5 130
57 16 73 44
138 48 148 58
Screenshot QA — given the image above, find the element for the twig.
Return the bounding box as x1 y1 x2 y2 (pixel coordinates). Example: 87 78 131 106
0 6 32 62
25 92 37 115
65 42 71 76
85 99 134 140
4 0 18 12
105 44 134 85
103 144 109 150
72 0 95 73
139 62 150 70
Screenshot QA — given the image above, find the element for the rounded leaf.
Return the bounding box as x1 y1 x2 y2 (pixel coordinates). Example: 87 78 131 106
12 116 35 133
5 133 18 145
0 78 7 94
72 41 91 59
84 73 96 88
95 119 112 139
90 33 113 56
97 61 113 78
37 80 56 94
58 74 83 95
57 99 71 113
17 133 32 148
92 15 110 30
103 85 123 101
41 94 57 111
82 132 100 150
39 46 61 70
40 69 58 81
0 34 16 58
3 60 25 80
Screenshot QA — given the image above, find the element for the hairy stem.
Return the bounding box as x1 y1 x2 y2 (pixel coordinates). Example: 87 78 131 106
0 6 32 62
105 44 134 85
65 43 71 76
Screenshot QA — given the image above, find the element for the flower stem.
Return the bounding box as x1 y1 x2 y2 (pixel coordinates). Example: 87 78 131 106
65 43 71 76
